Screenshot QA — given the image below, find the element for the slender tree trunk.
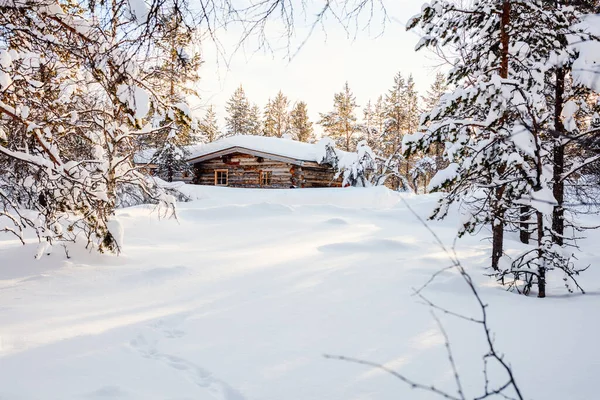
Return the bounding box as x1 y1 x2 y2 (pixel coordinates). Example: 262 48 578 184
536 211 546 298
552 67 565 246
491 0 511 271
492 216 505 270
346 121 350 151
520 206 530 244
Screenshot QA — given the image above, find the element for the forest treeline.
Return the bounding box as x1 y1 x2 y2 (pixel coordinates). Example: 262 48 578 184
197 72 448 192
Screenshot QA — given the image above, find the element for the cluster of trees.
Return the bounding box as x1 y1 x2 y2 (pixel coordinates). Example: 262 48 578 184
203 72 448 192
0 0 202 254
405 0 600 297
200 85 315 142
319 74 448 191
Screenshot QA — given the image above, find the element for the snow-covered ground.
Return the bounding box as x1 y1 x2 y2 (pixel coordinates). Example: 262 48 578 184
0 186 599 400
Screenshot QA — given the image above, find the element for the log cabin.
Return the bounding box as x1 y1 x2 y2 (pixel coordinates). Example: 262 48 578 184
187 136 343 188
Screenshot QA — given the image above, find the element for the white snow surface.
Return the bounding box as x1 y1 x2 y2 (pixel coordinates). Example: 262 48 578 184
1 186 599 400
188 136 345 163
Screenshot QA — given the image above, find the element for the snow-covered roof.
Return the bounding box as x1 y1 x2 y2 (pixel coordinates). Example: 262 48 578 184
187 136 326 164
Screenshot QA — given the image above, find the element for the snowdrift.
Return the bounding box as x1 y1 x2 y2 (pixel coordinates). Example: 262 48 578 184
0 186 598 400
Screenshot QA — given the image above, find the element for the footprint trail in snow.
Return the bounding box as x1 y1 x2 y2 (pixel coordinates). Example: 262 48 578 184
129 318 246 400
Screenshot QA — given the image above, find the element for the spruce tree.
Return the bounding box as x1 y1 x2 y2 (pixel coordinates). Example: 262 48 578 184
319 82 360 151
366 95 387 153
362 100 377 148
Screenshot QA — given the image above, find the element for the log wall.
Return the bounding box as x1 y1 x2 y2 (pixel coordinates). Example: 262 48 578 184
192 153 342 188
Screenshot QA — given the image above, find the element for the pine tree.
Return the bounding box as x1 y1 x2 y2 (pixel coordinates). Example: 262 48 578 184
364 95 387 154
406 0 598 296
290 101 314 142
421 73 449 159
248 103 263 136
383 72 406 155
361 100 378 148
145 8 202 147
263 91 290 137
225 85 251 136
262 99 275 137
373 96 386 137
422 73 449 113
319 82 360 151
198 105 220 142
403 75 420 135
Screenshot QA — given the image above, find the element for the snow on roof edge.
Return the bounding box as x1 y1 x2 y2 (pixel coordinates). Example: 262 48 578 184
187 135 325 163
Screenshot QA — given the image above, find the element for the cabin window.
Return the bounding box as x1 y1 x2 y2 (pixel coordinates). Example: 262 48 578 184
215 169 228 186
260 171 272 186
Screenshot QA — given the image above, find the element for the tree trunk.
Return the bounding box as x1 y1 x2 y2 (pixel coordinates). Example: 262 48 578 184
520 206 530 244
492 216 505 270
536 211 546 298
491 0 511 271
552 67 565 246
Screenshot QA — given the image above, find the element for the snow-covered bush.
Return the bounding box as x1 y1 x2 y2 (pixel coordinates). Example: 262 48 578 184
317 138 413 190
317 138 375 187
409 156 437 194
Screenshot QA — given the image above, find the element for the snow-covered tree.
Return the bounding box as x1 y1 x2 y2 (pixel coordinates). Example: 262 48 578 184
198 106 220 142
144 7 202 148
0 0 192 254
154 138 191 183
290 101 314 142
403 75 420 135
317 139 375 187
406 0 599 296
360 96 386 152
361 100 378 149
319 82 361 151
422 73 449 114
248 103 263 136
225 85 251 136
382 72 407 155
263 91 290 137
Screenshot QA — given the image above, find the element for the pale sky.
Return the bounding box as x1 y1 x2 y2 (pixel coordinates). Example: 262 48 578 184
193 0 443 135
